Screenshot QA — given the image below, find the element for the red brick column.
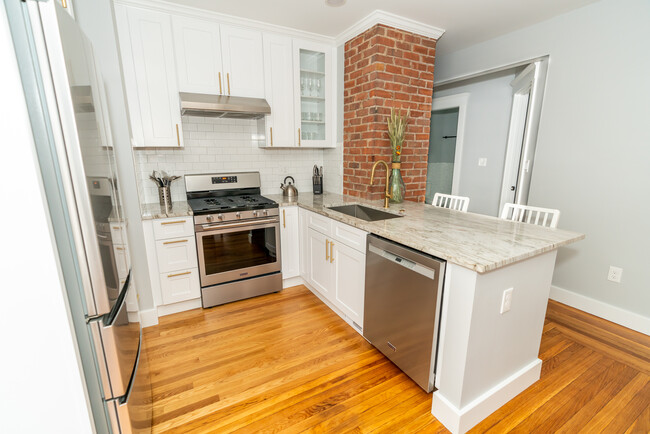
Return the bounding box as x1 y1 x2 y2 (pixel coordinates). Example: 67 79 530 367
343 24 436 202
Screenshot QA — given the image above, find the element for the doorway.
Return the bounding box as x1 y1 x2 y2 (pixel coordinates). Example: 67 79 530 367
425 93 468 204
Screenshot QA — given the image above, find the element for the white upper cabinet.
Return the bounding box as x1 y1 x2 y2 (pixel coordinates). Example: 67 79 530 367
263 34 295 147
172 16 223 94
293 40 333 148
115 5 183 147
220 25 265 98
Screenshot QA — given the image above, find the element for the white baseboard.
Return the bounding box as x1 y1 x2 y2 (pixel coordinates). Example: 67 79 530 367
156 298 202 318
550 285 650 336
139 308 158 328
432 359 542 434
282 276 305 289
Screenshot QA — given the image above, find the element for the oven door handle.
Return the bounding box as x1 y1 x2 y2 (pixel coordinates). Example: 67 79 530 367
199 217 279 231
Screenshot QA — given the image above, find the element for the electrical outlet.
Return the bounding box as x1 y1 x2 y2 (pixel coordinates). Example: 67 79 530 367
478 158 488 167
500 288 513 314
607 266 623 283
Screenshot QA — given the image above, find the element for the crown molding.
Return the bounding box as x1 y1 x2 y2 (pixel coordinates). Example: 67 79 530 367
335 10 445 46
113 1 445 48
114 0 336 44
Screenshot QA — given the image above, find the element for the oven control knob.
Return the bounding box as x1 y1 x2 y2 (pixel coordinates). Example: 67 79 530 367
253 210 258 217
236 212 241 219
217 214 224 221
206 215 214 222
263 209 269 216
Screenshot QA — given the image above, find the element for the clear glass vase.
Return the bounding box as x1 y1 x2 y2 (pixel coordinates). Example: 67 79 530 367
389 163 406 203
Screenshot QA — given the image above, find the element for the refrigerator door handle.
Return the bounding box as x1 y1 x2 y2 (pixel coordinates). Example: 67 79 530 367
102 269 131 326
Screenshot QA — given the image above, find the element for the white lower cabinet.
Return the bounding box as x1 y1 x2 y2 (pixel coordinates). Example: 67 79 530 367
160 268 200 305
143 217 201 316
332 241 365 327
280 206 300 279
302 210 366 331
307 228 333 297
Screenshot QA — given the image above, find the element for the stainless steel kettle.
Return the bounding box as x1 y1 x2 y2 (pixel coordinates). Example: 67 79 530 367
280 176 298 197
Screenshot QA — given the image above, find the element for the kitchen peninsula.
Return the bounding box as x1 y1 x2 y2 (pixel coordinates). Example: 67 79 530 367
269 192 584 433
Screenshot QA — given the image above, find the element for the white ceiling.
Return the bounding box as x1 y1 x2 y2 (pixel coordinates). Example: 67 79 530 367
164 0 601 54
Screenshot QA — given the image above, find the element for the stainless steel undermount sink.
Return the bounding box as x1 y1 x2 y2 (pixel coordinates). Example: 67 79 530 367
327 204 403 222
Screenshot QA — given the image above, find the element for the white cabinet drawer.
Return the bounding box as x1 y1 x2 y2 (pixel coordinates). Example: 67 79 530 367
113 245 129 279
160 268 200 305
110 223 126 245
332 221 367 254
153 217 194 240
307 211 332 235
156 237 198 273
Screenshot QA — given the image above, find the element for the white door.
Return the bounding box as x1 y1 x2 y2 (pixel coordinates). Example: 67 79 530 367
220 25 265 98
263 34 295 147
307 228 332 298
499 63 535 211
116 6 183 147
293 40 332 147
299 208 310 280
172 16 223 94
280 207 300 279
332 241 365 327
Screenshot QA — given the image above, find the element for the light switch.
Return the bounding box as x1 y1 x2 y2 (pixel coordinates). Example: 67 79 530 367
500 288 513 314
478 158 487 167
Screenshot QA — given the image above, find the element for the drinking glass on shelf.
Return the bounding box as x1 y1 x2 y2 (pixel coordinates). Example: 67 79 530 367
308 78 314 97
300 78 305 96
315 79 321 97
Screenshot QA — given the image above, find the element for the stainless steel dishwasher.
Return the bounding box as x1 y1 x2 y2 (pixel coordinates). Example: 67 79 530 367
364 234 446 392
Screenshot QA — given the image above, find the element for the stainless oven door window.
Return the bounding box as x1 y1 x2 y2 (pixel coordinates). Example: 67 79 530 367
196 221 281 287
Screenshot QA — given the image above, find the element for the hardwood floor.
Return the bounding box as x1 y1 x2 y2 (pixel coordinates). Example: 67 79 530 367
143 285 650 433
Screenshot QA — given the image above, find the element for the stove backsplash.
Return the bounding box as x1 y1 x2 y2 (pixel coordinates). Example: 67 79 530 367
133 116 326 204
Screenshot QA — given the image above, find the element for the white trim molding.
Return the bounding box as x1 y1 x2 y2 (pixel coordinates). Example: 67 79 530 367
139 308 159 328
431 93 469 196
335 10 445 46
114 0 336 44
432 359 542 434
550 285 650 336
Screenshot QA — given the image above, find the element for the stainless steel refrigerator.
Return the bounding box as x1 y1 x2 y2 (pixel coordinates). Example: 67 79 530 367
4 1 152 432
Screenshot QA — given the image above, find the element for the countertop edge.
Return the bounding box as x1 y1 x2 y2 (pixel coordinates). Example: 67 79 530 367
276 197 585 274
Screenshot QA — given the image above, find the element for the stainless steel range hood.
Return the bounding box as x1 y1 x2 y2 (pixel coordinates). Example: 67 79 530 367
179 92 271 119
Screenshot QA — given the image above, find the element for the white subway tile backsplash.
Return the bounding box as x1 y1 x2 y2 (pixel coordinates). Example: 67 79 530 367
134 117 332 204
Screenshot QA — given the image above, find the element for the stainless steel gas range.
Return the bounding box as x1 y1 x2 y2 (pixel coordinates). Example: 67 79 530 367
185 172 282 308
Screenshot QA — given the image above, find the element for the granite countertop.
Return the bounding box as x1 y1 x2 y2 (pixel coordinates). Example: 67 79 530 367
141 200 193 220
266 192 584 273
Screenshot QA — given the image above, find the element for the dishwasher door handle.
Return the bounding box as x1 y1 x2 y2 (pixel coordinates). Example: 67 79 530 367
368 244 436 280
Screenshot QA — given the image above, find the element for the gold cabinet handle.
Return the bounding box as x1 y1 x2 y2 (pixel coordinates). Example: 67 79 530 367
282 209 286 228
325 239 329 261
112 226 120 230
298 128 301 146
218 72 222 94
115 247 125 251
330 242 334 263
167 271 191 278
161 220 185 225
270 127 273 146
227 73 231 95
176 124 181 146
163 239 188 245
62 0 68 8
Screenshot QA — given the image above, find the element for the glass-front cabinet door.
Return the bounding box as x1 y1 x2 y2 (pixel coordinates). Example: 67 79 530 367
293 41 332 147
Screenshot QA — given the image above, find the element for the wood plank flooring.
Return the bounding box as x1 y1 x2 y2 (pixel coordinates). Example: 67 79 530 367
143 285 650 433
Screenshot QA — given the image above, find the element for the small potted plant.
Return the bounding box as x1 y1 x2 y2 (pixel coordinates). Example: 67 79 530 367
387 107 409 203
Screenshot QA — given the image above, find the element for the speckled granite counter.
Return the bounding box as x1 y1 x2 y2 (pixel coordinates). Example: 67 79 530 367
266 192 584 273
140 201 193 220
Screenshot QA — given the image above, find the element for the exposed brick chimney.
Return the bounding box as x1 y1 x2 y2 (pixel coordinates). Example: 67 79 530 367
343 24 436 202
